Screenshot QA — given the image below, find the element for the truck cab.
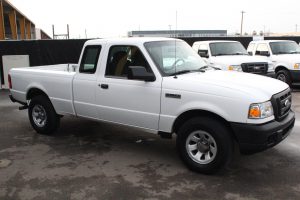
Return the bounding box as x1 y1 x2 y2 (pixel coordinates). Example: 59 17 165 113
192 40 275 77
247 40 300 85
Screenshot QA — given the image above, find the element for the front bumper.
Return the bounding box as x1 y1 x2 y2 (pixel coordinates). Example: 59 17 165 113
290 70 300 82
231 111 295 154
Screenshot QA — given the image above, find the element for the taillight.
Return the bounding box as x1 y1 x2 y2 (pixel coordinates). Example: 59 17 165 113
8 74 12 89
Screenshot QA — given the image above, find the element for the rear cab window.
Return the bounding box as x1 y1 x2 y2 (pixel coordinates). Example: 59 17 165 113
198 44 209 57
255 43 269 56
79 45 102 74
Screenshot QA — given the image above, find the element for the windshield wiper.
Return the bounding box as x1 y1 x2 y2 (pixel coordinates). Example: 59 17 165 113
275 51 289 55
170 68 205 76
230 52 248 55
198 65 220 70
170 70 194 76
213 53 228 56
289 51 300 54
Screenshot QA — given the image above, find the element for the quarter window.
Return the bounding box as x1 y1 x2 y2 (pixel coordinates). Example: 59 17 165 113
79 45 101 74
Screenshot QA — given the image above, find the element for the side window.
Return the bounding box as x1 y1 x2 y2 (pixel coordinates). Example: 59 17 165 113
79 45 101 74
255 44 269 56
198 44 209 58
247 43 254 55
105 45 152 78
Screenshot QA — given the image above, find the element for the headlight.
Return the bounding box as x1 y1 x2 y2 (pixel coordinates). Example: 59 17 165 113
248 101 274 119
228 65 242 71
268 63 275 72
294 63 299 69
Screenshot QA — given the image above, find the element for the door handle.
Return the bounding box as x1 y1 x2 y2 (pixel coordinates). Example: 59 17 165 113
99 84 109 89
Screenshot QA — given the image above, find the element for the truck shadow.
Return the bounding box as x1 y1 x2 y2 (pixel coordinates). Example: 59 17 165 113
292 84 300 92
51 116 300 178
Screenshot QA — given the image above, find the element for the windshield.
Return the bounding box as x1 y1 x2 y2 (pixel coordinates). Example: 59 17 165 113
270 41 300 55
144 41 207 76
210 42 248 56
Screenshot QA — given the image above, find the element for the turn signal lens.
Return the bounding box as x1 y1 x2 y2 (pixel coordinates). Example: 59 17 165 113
228 66 234 70
249 105 261 118
294 63 299 69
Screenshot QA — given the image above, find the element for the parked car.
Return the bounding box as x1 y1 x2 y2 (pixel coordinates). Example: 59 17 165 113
192 40 275 77
247 40 300 85
9 37 295 174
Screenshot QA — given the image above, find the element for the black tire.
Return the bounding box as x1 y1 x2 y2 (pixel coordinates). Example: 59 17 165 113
28 95 60 135
176 117 233 174
276 69 291 86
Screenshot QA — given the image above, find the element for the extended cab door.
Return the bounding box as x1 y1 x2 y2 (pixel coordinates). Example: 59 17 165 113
95 45 162 130
73 44 103 119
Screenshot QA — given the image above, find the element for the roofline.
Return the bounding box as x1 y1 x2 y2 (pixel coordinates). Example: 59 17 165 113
84 37 183 45
250 40 294 43
194 40 240 43
3 0 35 26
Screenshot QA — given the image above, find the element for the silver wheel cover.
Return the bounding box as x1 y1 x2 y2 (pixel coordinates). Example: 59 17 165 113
185 130 217 164
32 105 47 128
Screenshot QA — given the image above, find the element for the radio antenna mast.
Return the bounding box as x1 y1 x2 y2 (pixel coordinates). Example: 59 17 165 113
174 10 178 78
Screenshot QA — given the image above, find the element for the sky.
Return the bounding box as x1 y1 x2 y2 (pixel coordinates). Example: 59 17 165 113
8 0 300 39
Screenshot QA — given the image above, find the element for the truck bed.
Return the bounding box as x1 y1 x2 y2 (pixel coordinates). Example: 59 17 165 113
10 64 77 115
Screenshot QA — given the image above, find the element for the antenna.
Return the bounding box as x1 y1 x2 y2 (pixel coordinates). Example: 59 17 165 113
174 10 178 78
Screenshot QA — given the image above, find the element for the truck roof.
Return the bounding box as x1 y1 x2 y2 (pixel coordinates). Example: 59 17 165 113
85 37 180 45
193 40 240 45
249 40 294 44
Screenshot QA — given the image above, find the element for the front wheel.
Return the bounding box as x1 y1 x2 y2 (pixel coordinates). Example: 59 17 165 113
28 95 60 135
276 70 291 86
176 117 233 174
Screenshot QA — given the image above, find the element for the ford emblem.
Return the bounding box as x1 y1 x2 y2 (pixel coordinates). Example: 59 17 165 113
284 99 290 107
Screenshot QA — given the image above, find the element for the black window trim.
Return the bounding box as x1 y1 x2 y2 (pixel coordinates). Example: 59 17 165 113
79 45 102 74
105 44 155 80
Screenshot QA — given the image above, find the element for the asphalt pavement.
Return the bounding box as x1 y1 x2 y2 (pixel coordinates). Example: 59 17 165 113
0 88 300 200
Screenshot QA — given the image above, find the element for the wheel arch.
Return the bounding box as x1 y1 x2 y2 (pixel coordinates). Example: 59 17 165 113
275 65 289 73
172 109 236 140
26 87 50 100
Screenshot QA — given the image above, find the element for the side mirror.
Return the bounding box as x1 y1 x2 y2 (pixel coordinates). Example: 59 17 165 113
128 66 155 82
198 50 209 58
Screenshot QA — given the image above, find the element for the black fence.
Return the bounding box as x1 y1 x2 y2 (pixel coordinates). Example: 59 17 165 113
180 36 300 47
1 36 300 85
0 39 87 84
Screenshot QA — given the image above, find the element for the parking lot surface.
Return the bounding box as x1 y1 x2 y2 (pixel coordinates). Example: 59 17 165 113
0 88 300 200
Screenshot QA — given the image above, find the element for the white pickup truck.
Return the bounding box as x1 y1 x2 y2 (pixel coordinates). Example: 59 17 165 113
9 38 295 174
247 40 300 85
192 40 275 77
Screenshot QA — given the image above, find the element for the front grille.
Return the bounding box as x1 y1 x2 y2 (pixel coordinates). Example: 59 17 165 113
271 88 292 121
241 62 268 74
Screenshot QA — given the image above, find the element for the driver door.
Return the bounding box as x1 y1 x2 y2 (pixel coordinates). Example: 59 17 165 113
95 45 161 130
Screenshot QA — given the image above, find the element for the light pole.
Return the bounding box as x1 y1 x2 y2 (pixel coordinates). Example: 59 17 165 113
168 25 172 37
240 11 245 36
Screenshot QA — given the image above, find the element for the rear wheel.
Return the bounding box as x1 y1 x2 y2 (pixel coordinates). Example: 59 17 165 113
28 95 60 134
276 69 291 86
176 117 233 174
